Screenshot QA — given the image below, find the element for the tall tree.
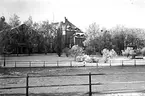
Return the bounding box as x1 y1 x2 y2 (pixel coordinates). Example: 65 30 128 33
23 16 33 28
55 27 63 57
24 17 46 55
40 20 55 53
83 23 105 53
0 16 11 54
9 14 21 27
23 16 34 55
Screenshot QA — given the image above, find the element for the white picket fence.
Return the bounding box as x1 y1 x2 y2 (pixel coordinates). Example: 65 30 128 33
1 59 145 67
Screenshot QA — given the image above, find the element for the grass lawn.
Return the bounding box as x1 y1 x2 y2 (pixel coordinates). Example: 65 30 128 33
0 53 75 67
1 66 145 96
1 54 145 96
1 54 145 67
2 53 74 61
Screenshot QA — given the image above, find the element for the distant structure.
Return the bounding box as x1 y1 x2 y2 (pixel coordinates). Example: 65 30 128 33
51 17 85 48
1 16 85 54
10 24 34 54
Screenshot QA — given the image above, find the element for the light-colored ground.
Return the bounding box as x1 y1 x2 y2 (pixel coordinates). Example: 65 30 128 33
1 53 74 61
1 66 145 96
0 53 74 67
0 54 145 67
1 54 145 96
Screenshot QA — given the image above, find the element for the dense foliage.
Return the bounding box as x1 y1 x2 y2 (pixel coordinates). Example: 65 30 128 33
0 14 63 55
70 45 83 60
63 47 71 57
1 14 145 57
55 27 64 57
84 23 145 55
141 48 145 56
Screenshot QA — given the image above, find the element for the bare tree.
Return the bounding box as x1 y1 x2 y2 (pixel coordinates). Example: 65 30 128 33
23 16 33 28
9 14 21 27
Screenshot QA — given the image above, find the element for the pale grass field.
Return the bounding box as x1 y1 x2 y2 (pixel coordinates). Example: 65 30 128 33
1 54 145 96
1 66 145 96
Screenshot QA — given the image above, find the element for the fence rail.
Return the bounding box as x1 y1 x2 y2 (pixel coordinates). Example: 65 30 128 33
1 72 145 96
1 59 145 68
0 60 74 67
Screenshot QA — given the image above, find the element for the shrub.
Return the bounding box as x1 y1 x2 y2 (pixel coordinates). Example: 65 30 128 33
102 48 110 57
101 48 117 63
122 47 131 57
101 49 109 63
122 50 128 57
63 47 71 57
70 45 83 60
75 54 99 63
129 49 136 59
91 57 99 63
101 56 108 63
109 49 117 58
84 56 93 63
85 46 95 55
122 47 139 59
76 56 84 62
141 47 145 56
135 49 142 56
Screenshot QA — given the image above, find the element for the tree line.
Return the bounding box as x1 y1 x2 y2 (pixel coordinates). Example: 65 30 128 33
0 14 64 56
1 14 145 57
84 23 145 55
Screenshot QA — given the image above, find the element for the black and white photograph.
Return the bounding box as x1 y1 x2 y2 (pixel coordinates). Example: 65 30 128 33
1 0 145 96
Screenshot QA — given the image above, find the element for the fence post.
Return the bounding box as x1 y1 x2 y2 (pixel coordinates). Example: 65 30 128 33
15 61 16 67
134 59 136 66
57 61 59 67
96 62 98 67
89 72 92 96
83 61 86 67
109 60 111 67
43 61 45 67
3 53 6 67
26 74 29 96
122 60 124 67
29 61 31 67
70 61 72 67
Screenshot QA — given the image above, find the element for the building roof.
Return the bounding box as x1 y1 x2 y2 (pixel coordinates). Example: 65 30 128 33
64 17 83 33
11 24 27 30
50 17 83 33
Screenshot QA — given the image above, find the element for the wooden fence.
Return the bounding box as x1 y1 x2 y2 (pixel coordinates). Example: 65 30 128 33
1 59 145 68
1 72 145 96
0 60 74 67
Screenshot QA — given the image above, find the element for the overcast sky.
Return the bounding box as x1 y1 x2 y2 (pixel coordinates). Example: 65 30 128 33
0 0 145 31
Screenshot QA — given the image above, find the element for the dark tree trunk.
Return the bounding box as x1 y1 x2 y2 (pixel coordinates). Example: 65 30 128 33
16 46 19 56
